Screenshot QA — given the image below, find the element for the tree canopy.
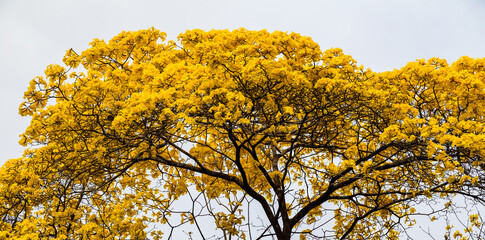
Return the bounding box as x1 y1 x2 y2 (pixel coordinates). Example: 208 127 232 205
1 28 485 240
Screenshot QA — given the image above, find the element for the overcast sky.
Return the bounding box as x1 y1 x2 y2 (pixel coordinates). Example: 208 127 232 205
1 0 485 237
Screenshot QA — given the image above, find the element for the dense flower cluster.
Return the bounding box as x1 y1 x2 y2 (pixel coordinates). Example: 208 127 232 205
1 28 485 239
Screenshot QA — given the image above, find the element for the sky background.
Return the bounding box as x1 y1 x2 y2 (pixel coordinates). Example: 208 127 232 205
1 0 485 238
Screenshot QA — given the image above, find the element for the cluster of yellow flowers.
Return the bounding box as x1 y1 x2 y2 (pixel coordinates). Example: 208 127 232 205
1 28 485 239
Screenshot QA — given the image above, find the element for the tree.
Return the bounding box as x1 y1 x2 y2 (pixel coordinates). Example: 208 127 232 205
1 28 485 240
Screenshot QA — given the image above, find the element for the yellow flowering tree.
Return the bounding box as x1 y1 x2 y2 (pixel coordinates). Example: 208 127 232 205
2 28 485 240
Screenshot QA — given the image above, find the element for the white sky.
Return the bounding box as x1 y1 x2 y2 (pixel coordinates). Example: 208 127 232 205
1 0 485 238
